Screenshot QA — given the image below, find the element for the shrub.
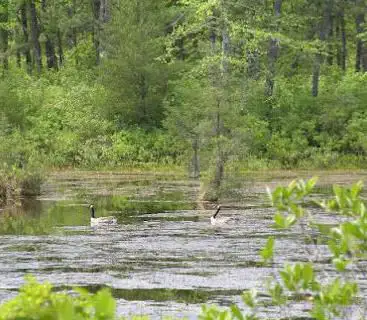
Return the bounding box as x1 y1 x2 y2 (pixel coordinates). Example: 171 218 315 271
0 165 43 206
0 276 117 320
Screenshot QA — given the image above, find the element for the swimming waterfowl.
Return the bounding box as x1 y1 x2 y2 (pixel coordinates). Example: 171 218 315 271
210 205 231 225
90 204 117 227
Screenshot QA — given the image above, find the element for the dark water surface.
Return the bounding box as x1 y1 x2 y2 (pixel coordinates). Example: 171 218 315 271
0 170 366 319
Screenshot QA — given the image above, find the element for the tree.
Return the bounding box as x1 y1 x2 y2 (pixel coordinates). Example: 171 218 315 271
29 0 42 73
41 0 57 69
312 0 333 97
100 0 174 128
264 0 282 97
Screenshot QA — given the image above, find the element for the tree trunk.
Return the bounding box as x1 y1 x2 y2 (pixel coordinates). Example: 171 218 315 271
41 0 57 69
312 53 322 97
29 0 42 73
57 29 64 66
100 0 109 22
355 4 366 72
20 4 32 73
326 12 333 65
312 0 332 97
211 23 230 196
0 0 9 71
338 9 346 71
190 138 200 178
16 50 21 68
264 0 282 97
93 0 101 65
208 26 222 197
45 39 57 69
67 1 77 49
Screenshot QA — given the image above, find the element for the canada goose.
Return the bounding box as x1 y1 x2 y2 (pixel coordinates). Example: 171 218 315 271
210 205 231 225
90 204 118 227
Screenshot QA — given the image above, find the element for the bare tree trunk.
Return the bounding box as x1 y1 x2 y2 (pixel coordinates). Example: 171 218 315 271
0 0 9 71
29 0 42 73
20 4 32 73
264 0 282 97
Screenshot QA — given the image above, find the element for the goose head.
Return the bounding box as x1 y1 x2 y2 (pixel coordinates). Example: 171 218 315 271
89 204 95 218
210 205 221 225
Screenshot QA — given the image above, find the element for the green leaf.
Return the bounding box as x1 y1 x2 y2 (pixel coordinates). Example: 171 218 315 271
230 304 245 320
242 289 257 308
274 211 285 228
285 214 297 228
305 177 318 193
269 283 285 305
350 181 363 199
303 263 313 281
332 258 350 272
260 237 275 262
94 288 116 319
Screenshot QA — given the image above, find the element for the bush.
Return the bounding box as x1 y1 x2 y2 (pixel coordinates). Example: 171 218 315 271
0 166 43 205
0 276 117 320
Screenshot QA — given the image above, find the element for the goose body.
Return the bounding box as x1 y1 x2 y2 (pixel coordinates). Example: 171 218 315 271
90 205 117 227
210 205 231 226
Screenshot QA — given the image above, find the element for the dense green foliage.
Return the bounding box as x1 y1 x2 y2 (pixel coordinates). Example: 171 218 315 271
0 0 366 186
0 178 365 319
0 275 118 320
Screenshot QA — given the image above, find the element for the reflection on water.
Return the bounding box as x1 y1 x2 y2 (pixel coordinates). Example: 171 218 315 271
0 170 366 319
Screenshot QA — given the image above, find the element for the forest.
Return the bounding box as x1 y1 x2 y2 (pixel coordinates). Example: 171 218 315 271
0 1 367 318
0 0 367 190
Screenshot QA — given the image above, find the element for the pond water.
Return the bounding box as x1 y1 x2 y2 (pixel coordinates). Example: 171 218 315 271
0 170 366 319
